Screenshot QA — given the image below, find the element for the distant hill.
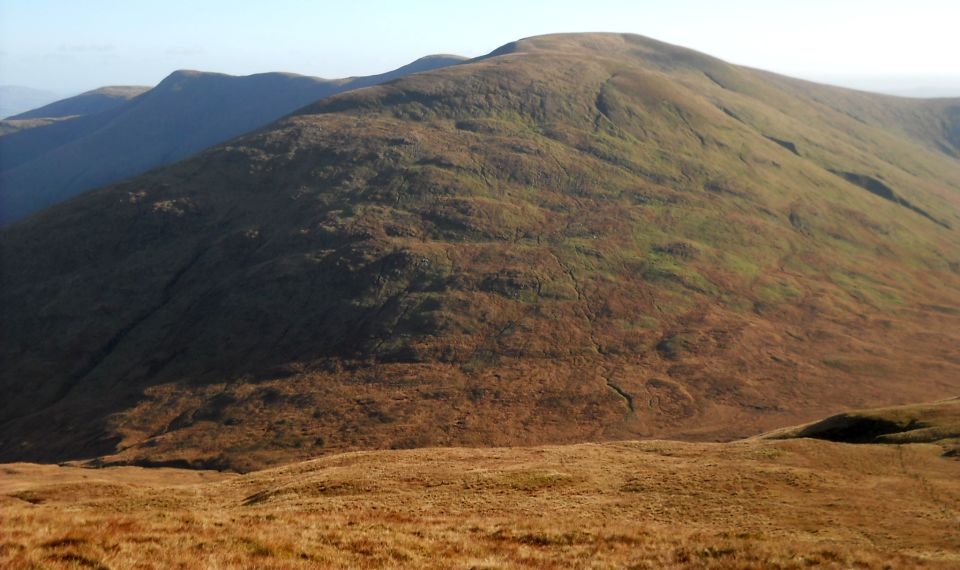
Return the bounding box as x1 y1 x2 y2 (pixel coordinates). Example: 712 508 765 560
1 34 958 471
0 85 62 119
7 85 149 120
810 75 960 98
0 55 465 224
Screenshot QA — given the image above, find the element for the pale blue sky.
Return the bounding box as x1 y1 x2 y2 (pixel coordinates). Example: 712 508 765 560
1 0 958 95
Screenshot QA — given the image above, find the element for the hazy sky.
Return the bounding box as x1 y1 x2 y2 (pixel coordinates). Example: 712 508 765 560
1 0 958 96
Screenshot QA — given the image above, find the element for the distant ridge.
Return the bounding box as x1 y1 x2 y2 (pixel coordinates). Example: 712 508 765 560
7 85 149 120
0 54 466 224
0 85 62 119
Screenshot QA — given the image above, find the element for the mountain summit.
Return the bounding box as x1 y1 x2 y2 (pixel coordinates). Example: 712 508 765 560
1 34 958 470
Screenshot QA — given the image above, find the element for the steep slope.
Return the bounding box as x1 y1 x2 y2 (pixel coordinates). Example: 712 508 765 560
1 33 959 470
0 55 465 224
6 85 150 120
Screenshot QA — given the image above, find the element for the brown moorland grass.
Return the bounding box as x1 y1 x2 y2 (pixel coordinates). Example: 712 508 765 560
2 403 959 569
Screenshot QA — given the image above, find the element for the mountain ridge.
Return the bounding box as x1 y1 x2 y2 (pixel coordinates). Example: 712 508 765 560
1 33 958 471
6 85 149 120
0 54 466 224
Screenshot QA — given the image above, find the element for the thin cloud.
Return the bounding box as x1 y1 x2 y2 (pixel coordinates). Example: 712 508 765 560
58 43 115 53
165 47 205 56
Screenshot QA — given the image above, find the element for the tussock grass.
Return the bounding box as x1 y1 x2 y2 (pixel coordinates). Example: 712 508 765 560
3 427 960 568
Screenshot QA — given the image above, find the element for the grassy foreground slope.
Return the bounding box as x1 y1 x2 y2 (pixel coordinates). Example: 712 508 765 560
2 400 959 568
1 33 959 470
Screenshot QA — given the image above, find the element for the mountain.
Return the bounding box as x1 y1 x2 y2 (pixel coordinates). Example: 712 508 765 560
0 86 149 137
0 85 62 119
0 55 466 224
2 399 959 567
1 33 959 471
6 85 150 120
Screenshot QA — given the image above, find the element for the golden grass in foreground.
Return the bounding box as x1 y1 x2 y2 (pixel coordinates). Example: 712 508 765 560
2 436 959 569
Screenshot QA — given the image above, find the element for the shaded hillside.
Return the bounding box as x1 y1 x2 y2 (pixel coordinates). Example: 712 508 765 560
4 405 960 568
6 85 149 120
0 86 148 137
0 55 465 224
1 33 959 470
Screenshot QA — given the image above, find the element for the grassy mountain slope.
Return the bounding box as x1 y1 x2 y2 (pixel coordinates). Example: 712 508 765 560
0 55 465 224
3 400 960 568
1 33 959 470
763 397 960 453
6 85 150 120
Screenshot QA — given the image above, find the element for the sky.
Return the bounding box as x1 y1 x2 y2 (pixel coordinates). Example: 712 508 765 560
1 0 958 97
